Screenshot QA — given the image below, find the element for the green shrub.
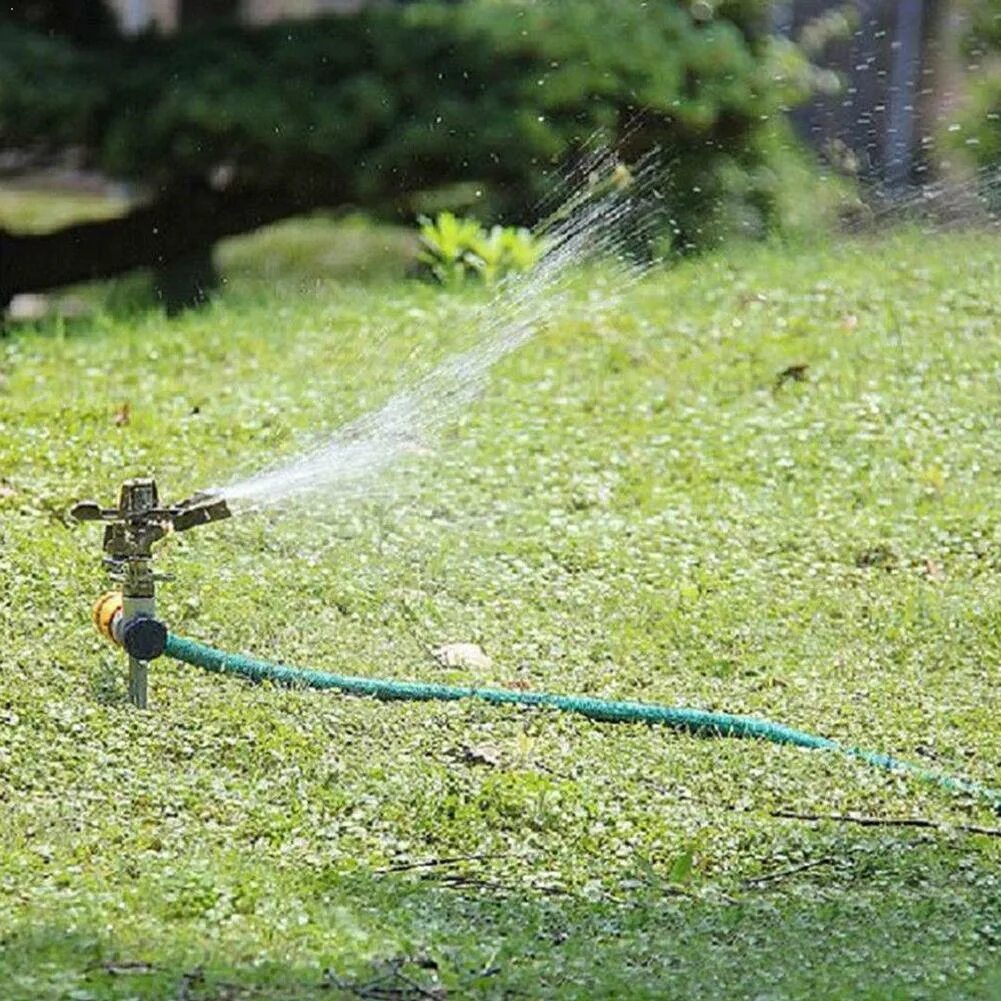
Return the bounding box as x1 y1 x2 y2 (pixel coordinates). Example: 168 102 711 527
5 0 118 45
0 28 105 150
417 212 544 286
955 76 1001 174
947 1 1001 178
0 0 827 251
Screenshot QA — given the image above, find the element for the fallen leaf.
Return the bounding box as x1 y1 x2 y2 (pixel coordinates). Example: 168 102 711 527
924 558 944 581
433 643 492 672
462 744 502 768
504 678 531 691
774 363 809 390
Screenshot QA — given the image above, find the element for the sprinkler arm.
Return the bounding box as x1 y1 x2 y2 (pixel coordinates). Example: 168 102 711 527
172 492 233 533
70 485 231 558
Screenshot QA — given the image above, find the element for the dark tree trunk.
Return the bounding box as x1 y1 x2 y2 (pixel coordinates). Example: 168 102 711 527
178 0 240 27
154 246 220 315
884 0 926 190
147 0 239 308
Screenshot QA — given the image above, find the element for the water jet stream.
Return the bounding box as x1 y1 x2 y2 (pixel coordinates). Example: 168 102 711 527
215 146 665 512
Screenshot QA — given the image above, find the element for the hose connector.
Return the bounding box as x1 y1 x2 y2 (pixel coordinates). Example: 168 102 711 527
92 591 167 661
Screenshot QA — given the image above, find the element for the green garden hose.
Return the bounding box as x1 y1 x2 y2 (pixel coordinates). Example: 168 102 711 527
164 632 1001 813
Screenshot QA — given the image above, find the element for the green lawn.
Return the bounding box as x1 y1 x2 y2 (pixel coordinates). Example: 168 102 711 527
2 230 1000 999
0 182 129 233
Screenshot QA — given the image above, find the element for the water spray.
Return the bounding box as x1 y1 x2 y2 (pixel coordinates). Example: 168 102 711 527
71 478 231 707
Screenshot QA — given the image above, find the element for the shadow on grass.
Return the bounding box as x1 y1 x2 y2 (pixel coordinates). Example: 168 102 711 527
4 854 1001 1000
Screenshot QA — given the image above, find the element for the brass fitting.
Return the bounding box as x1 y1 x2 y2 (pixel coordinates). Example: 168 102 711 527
93 591 124 645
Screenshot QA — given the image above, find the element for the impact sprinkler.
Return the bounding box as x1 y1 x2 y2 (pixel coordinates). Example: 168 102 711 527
71 478 231 708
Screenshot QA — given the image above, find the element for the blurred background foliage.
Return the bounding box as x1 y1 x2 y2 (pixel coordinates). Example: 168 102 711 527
0 0 996 313
0 0 823 235
0 0 843 311
953 0 1001 179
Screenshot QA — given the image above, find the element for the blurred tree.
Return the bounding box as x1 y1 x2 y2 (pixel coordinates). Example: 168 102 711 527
4 0 118 43
0 0 823 311
157 0 242 306
775 1 961 187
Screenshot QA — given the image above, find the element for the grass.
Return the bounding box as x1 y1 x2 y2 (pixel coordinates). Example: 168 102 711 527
0 182 129 234
1 227 1001 999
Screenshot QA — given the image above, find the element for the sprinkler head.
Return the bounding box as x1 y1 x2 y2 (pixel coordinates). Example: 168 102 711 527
71 478 232 565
